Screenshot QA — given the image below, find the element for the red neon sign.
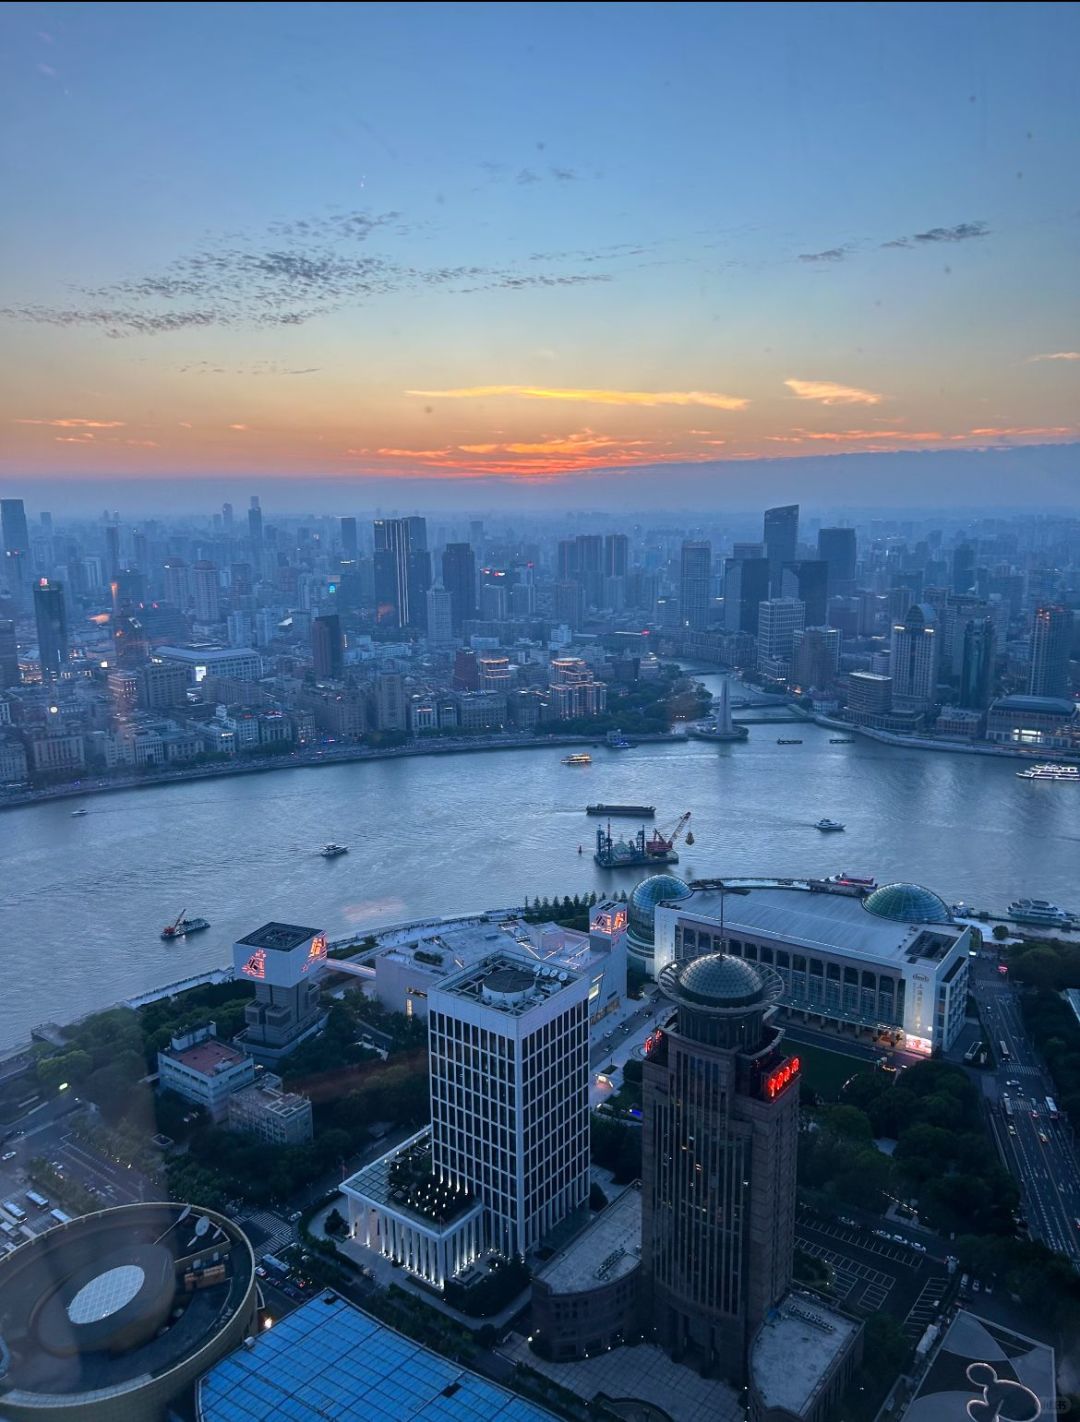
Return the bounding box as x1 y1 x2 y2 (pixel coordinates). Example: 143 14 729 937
764 1056 800 1100
240 948 267 980
644 1028 664 1058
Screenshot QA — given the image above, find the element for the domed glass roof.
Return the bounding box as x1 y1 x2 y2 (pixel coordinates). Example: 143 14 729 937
863 882 952 925
627 873 692 945
676 954 765 1008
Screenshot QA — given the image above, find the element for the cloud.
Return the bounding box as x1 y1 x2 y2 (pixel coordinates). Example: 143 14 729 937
967 425 1072 438
770 427 944 444
15 417 125 428
883 221 989 249
406 385 749 411
1027 352 1080 363
798 247 848 263
228 423 249 431
784 379 883 406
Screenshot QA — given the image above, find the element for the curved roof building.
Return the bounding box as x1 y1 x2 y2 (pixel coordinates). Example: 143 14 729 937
0 1202 256 1422
626 873 692 972
863 881 952 925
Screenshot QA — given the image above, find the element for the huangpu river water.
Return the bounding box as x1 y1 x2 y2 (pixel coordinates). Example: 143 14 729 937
3 672 1078 1048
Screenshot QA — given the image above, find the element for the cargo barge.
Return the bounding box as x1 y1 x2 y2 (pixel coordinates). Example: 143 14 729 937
586 803 656 818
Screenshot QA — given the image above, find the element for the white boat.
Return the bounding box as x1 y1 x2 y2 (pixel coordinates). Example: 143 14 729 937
1016 763 1080 781
320 842 349 858
1006 898 1074 927
70 808 88 817
815 819 845 832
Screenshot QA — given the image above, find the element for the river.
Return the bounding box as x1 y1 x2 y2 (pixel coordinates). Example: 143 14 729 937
3 671 1078 1048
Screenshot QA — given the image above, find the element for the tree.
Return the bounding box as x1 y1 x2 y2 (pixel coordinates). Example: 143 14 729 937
820 1105 873 1142
992 924 1010 941
325 1207 348 1237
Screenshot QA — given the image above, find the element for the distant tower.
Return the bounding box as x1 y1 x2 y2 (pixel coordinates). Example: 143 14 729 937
959 617 996 710
817 526 856 598
763 504 799 597
642 953 799 1383
425 584 454 645
311 613 345 679
34 578 69 682
1 497 31 609
679 541 712 631
192 561 221 624
890 602 938 709
340 516 359 562
1029 605 1072 699
441 542 477 630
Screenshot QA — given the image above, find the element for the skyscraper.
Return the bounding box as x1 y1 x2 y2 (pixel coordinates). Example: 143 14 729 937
311 613 345 680
34 578 69 682
780 559 828 626
442 542 477 631
959 617 996 710
763 504 799 597
890 602 938 710
722 554 769 635
0 617 19 688
816 527 857 598
679 540 712 631
1029 605 1073 699
1 497 31 609
192 560 221 624
247 496 263 563
756 597 805 675
951 543 976 595
641 952 799 1381
105 524 121 580
340 516 359 561
603 532 629 578
373 516 430 629
425 584 454 645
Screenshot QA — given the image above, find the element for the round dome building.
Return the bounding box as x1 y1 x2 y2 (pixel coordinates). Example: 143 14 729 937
626 873 692 975
863 882 952 925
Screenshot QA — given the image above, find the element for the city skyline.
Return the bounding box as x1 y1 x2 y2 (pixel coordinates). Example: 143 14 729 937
3 2 1080 504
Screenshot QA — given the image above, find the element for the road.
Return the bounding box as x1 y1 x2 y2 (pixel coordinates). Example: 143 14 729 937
970 953 1080 1262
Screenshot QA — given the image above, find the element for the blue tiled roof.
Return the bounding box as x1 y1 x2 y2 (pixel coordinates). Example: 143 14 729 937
197 1293 556 1422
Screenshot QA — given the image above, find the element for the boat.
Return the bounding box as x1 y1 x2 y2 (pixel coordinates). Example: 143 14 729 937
815 819 845 833
829 738 853 745
605 729 633 749
161 911 211 941
594 824 678 869
828 873 876 889
1006 898 1076 928
586 803 656 818
320 843 349 858
562 754 592 766
70 808 88 817
777 738 803 745
1016 763 1080 782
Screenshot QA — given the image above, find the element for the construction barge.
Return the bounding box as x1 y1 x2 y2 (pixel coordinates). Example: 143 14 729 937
593 811 691 868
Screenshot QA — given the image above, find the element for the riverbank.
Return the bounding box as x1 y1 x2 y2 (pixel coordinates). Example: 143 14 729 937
0 729 680 811
811 714 1080 764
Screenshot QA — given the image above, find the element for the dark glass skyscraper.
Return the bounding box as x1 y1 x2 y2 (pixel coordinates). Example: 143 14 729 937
642 952 799 1382
442 542 477 631
373 516 430 629
1029 605 1073 699
34 578 69 683
1 497 31 609
312 613 345 680
679 541 712 631
781 559 829 626
0 617 19 688
722 555 769 635
763 504 798 597
603 532 629 578
816 526 857 598
340 516 358 561
959 617 996 710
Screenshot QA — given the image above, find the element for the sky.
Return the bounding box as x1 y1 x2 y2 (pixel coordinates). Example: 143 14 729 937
1 0 1079 507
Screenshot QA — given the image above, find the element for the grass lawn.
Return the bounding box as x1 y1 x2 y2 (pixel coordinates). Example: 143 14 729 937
795 1042 874 1101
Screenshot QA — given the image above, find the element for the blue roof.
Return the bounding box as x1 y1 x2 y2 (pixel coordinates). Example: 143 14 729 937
863 882 952 925
197 1293 556 1422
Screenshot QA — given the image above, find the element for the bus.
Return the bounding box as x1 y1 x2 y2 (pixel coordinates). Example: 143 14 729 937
1046 1097 1060 1122
49 1208 72 1225
2 1201 27 1224
999 1040 1010 1062
1002 1096 1014 1118
25 1191 49 1210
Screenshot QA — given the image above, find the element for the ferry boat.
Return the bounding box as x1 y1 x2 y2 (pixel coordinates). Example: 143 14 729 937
777 738 803 745
815 819 845 833
70 808 88 817
586 803 656 818
562 753 592 766
829 738 853 745
1006 898 1076 928
1016 763 1080 782
161 913 211 941
320 842 349 858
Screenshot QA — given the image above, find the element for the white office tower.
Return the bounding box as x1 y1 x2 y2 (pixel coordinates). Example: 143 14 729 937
342 952 590 1284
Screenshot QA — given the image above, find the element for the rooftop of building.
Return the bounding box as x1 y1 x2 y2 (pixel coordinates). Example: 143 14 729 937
433 950 582 1017
900 1308 1055 1422
0 1202 253 1406
230 1075 310 1117
155 644 258 662
990 694 1078 715
535 1183 642 1295
342 1128 483 1232
163 1037 250 1077
235 921 319 952
381 914 617 986
673 879 965 967
198 1291 555 1422
750 1293 860 1417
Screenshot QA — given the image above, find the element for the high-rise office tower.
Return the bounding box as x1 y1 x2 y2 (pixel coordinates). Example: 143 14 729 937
34 578 69 682
817 527 857 598
642 952 799 1381
373 516 430 629
722 554 769 635
575 534 603 606
0 618 19 687
781 560 828 627
604 532 629 578
756 598 805 673
222 501 234 532
162 558 191 609
311 613 345 679
959 617 996 710
340 516 359 561
951 543 976 596
428 953 590 1260
1029 605 1073 699
554 580 585 631
763 504 798 597
192 560 221 624
556 539 578 582
890 602 938 709
441 542 477 631
247 496 263 561
425 584 454 645
1 498 31 609
679 540 712 631
792 625 841 691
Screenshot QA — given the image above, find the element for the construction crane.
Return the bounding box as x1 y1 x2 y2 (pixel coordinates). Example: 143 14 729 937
646 811 692 856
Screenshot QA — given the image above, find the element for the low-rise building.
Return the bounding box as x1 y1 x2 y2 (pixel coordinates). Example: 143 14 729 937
986 694 1080 751
154 644 261 683
0 733 28 783
226 1073 313 1145
749 1293 863 1422
454 690 507 730
157 1023 255 1121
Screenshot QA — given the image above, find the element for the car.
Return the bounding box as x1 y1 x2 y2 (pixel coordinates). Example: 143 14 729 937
289 1211 302 1223
1008 1124 1017 1135
1030 1109 1039 1119
1038 1132 1048 1144
1 1152 15 1162
973 1279 981 1292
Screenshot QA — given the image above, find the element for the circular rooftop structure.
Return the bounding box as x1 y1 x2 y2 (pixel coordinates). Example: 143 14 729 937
0 1202 256 1422
627 873 692 950
863 882 952 925
658 952 783 1015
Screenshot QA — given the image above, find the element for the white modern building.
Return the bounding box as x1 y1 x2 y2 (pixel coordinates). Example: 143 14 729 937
640 876 972 1055
157 1023 255 1121
342 950 590 1286
372 903 628 1035
757 598 805 679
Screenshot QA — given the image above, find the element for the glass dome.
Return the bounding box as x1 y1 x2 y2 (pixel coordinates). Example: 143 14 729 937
677 954 766 1008
863 882 952 925
627 873 692 947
